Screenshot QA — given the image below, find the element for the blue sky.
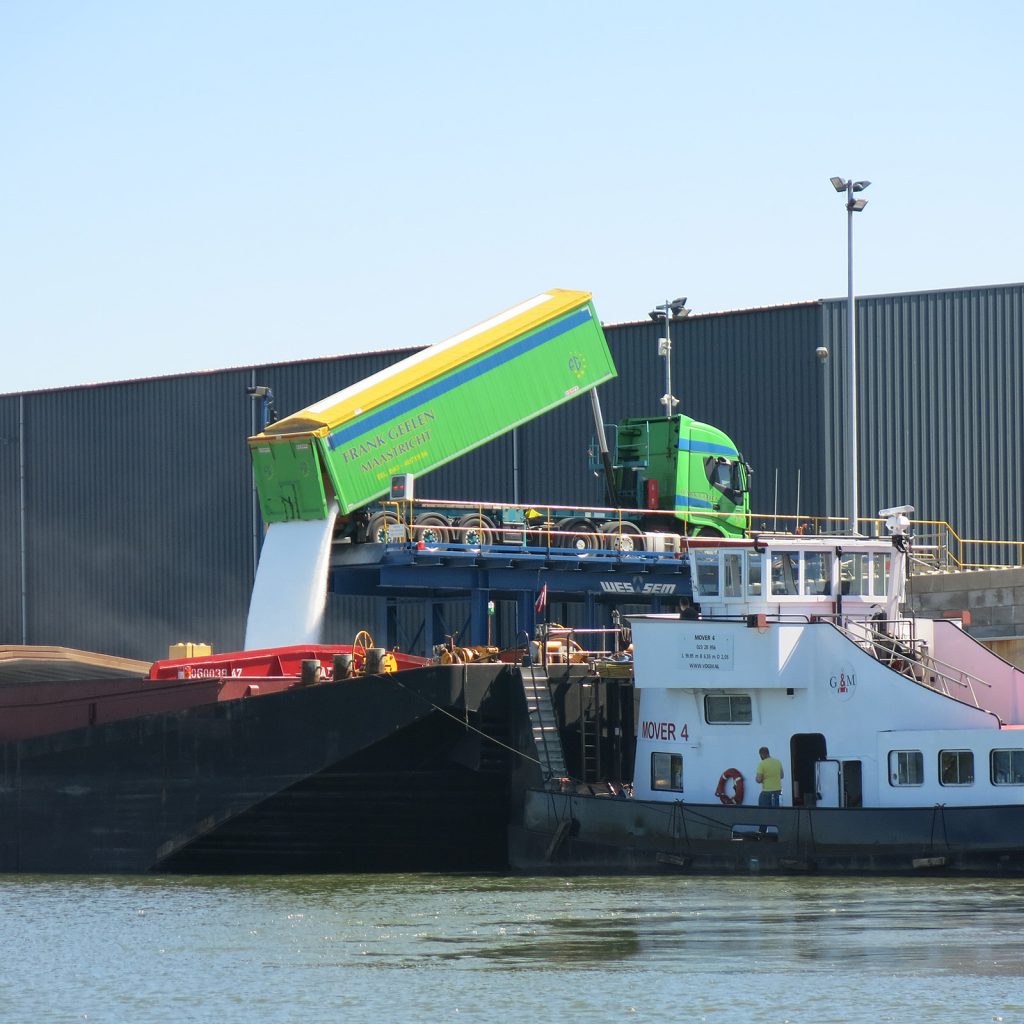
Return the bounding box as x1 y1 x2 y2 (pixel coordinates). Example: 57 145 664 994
3 1 1022 394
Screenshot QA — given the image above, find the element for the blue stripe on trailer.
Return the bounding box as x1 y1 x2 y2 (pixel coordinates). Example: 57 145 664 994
326 306 593 451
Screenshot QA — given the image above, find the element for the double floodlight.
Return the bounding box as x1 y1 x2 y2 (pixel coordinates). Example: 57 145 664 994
649 296 689 321
831 176 871 212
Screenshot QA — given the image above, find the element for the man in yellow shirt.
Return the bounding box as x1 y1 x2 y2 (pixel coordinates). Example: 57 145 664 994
755 746 784 807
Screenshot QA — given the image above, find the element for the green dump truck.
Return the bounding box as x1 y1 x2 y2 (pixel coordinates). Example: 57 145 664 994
248 289 751 544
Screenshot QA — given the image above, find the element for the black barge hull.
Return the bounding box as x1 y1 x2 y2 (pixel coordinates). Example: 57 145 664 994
0 664 520 874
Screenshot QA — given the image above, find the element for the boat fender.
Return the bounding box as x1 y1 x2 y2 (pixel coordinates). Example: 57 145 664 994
715 768 744 805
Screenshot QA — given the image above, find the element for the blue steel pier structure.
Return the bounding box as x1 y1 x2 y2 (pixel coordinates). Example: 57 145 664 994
328 540 693 657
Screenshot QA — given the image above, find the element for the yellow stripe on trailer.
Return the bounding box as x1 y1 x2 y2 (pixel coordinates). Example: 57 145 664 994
259 289 592 438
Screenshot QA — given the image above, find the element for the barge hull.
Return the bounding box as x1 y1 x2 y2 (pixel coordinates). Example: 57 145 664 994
0 664 516 874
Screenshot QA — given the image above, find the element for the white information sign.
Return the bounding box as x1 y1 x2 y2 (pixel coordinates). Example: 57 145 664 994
680 631 734 672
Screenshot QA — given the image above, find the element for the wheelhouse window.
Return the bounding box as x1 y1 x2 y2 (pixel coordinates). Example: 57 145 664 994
652 752 683 791
770 552 799 596
871 554 890 597
704 693 752 724
939 749 974 786
888 749 923 786
840 553 871 596
991 749 1024 785
693 550 719 597
746 551 763 596
723 551 743 597
803 551 833 596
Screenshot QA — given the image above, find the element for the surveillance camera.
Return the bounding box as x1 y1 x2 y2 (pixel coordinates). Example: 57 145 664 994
815 346 829 363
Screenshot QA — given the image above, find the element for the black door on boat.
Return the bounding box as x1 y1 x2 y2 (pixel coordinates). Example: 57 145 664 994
790 733 827 806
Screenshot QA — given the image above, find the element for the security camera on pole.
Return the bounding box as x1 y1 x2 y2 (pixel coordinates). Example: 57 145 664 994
649 297 689 416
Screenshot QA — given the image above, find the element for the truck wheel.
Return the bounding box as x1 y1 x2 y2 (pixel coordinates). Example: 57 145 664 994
456 513 496 547
555 517 600 551
413 513 451 545
366 510 399 544
599 521 645 552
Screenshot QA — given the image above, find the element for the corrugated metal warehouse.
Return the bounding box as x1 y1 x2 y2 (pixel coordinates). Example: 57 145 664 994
2 282 1022 661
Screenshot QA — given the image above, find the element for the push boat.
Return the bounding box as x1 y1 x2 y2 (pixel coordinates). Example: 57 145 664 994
511 510 1024 875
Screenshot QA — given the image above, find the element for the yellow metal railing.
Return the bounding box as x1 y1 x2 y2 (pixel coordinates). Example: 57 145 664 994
374 497 1024 571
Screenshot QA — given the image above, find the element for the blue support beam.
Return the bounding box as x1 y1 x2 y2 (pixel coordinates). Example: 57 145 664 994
328 545 693 656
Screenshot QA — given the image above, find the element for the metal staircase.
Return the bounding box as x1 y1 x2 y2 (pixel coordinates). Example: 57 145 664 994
520 668 566 780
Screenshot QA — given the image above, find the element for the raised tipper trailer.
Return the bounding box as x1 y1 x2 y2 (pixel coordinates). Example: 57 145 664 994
249 289 616 524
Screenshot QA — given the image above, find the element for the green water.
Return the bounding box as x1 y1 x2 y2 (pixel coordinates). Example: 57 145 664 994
1 874 1022 1023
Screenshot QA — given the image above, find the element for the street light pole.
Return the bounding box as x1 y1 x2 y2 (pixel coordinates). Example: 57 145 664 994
830 176 870 534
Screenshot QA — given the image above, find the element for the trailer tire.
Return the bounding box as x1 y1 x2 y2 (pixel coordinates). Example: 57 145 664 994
555 518 600 551
413 513 451 546
599 521 645 552
366 510 399 544
456 513 496 547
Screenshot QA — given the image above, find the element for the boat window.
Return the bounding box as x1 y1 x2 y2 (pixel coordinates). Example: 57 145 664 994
746 551 763 596
704 693 752 724
840 553 871 595
723 552 743 596
693 550 719 597
803 551 832 596
770 551 799 596
651 751 683 791
871 553 890 597
990 748 1024 785
939 749 974 786
888 749 923 786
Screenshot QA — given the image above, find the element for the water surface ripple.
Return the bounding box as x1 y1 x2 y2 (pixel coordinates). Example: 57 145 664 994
1 874 1021 1023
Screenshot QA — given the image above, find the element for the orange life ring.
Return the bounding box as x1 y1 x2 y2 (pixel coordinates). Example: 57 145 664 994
715 768 745 805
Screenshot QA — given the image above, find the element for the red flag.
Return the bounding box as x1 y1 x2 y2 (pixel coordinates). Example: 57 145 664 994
534 582 548 614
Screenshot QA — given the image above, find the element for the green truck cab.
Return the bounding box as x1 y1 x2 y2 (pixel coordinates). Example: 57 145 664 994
598 414 751 537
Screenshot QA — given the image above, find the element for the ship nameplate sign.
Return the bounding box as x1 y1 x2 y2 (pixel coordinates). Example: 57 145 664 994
680 632 734 672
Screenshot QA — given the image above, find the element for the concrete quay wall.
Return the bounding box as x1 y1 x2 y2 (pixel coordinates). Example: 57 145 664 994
910 568 1024 668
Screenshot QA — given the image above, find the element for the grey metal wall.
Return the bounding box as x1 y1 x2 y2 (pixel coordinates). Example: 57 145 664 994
0 396 23 640
3 283 1022 660
820 284 1024 538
